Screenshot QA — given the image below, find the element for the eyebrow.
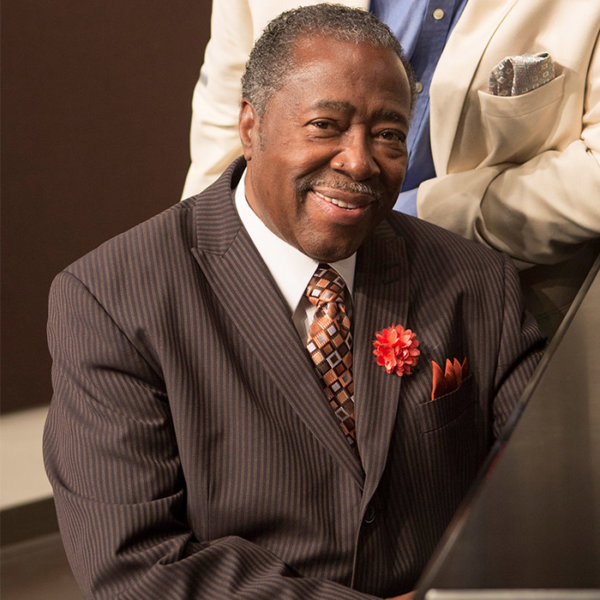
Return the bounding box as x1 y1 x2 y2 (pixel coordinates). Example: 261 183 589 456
310 100 353 112
372 109 410 129
308 101 409 128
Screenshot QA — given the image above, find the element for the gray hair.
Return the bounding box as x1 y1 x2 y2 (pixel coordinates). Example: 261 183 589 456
241 3 416 116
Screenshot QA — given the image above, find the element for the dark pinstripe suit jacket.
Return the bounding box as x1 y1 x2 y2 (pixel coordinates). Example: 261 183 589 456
44 158 543 599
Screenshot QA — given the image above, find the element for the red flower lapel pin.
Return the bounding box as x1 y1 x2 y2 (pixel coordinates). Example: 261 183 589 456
373 324 420 376
431 357 468 400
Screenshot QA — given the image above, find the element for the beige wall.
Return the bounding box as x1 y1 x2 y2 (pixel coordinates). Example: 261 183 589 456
0 407 51 510
1 0 213 414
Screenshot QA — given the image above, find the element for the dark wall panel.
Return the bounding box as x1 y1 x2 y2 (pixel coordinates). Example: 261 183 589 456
2 0 213 412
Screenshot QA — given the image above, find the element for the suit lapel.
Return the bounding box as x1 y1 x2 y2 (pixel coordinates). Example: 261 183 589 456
353 219 410 503
190 159 364 486
430 0 518 173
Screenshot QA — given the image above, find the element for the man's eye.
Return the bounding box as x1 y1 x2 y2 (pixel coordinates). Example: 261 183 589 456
379 130 406 143
307 120 340 137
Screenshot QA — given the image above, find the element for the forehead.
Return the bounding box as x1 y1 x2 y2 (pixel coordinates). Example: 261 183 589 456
271 35 411 119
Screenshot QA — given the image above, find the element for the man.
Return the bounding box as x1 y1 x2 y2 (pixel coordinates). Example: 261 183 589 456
44 6 543 599
182 0 600 337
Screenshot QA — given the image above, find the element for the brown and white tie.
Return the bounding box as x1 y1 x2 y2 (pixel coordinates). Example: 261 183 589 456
305 264 356 451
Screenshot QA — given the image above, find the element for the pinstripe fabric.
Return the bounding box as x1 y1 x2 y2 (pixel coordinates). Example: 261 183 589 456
44 157 543 599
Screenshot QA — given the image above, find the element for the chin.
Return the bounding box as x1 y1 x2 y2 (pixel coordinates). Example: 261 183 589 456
297 228 366 263
305 244 358 264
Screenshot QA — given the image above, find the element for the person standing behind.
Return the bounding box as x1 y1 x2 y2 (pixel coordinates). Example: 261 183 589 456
182 0 600 337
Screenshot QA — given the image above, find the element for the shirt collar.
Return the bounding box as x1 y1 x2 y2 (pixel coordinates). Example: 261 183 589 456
235 169 356 314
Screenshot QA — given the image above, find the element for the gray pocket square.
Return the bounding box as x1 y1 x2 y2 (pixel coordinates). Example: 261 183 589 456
489 52 555 96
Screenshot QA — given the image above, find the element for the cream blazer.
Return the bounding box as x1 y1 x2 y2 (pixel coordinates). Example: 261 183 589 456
421 0 600 266
182 0 600 332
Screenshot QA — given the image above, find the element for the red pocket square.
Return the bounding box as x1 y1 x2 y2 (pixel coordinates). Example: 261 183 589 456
431 358 468 401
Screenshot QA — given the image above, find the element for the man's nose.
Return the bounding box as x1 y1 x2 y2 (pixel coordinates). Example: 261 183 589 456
331 131 380 181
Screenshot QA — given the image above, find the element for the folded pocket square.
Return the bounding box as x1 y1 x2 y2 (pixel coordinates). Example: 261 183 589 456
431 357 468 401
488 52 555 96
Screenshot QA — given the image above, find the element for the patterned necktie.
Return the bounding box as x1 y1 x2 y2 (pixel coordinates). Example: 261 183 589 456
305 264 356 451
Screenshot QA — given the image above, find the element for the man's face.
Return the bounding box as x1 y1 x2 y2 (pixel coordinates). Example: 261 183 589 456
240 35 412 263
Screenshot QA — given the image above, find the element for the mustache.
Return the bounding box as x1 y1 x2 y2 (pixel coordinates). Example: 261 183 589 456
298 178 384 203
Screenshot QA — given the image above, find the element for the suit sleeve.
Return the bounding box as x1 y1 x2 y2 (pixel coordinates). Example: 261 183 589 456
418 32 600 267
181 0 253 199
490 256 546 437
43 271 380 599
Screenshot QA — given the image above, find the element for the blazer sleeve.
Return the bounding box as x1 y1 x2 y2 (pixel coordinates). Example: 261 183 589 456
418 30 600 267
43 271 381 599
181 0 254 199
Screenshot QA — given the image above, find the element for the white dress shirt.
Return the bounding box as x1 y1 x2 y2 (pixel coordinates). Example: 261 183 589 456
234 169 356 342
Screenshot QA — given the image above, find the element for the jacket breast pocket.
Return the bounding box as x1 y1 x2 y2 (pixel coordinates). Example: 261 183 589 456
413 375 484 496
476 73 565 166
416 374 474 434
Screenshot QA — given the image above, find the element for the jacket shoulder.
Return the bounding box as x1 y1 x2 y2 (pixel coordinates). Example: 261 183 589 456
386 211 506 268
62 159 245 284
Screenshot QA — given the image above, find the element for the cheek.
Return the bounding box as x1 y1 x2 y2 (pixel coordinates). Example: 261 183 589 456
380 154 408 187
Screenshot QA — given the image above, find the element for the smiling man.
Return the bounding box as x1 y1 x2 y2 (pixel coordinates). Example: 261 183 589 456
240 33 412 263
44 5 543 599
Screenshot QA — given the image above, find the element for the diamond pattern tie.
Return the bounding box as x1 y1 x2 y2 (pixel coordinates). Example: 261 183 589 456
305 264 356 451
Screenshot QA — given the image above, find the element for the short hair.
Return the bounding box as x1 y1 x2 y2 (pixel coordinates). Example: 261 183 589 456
241 3 417 116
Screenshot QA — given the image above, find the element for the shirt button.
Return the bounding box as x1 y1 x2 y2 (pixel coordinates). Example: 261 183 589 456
364 506 376 524
433 8 445 20
415 81 424 94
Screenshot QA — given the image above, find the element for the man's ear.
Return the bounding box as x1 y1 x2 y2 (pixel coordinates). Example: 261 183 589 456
239 99 259 161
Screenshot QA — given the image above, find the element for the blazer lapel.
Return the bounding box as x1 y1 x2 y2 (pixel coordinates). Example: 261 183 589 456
190 160 364 486
353 219 410 504
430 0 518 174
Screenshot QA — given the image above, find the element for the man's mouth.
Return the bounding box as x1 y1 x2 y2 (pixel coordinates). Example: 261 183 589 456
312 190 360 210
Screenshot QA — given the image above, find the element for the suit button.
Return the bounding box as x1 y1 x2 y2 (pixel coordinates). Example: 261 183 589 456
364 506 376 524
432 8 445 20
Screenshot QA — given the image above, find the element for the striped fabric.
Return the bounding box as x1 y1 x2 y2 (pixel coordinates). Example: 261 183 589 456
44 157 544 599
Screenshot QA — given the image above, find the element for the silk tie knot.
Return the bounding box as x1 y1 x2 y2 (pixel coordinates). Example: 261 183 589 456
306 264 348 308
305 264 351 326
